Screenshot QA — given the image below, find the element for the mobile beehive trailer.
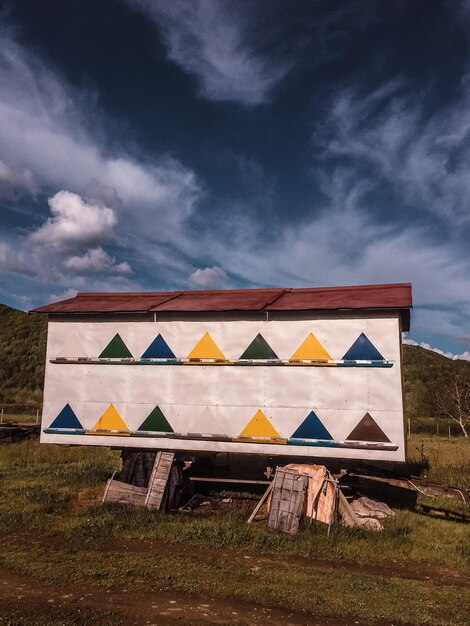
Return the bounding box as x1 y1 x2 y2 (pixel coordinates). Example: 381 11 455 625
31 283 412 465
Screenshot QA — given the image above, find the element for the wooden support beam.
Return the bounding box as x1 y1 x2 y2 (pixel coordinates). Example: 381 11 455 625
350 473 469 504
247 481 274 524
145 451 175 509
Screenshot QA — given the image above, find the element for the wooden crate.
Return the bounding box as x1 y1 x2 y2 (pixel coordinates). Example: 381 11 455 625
268 468 309 534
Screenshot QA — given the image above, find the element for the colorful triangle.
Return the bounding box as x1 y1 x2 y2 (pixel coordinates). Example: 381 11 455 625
239 409 280 438
141 334 176 359
99 333 133 358
187 332 225 360
239 334 278 359
290 333 331 360
291 411 333 440
56 334 87 358
49 404 83 429
342 333 384 361
91 404 129 431
188 407 224 435
137 406 173 432
346 413 391 443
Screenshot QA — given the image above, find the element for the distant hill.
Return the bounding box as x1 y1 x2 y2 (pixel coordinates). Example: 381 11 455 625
1 303 469 417
403 343 470 418
0 304 47 407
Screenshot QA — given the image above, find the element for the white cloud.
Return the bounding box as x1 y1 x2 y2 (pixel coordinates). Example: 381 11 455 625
0 159 37 197
315 77 470 225
49 288 78 303
2 189 133 284
31 191 117 252
0 31 200 241
128 0 289 105
0 242 34 276
0 29 201 296
403 338 470 361
63 248 132 275
455 351 470 361
189 266 228 289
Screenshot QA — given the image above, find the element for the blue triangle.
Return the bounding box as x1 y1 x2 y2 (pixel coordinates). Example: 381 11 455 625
141 334 176 359
291 411 333 440
342 333 384 361
49 404 83 429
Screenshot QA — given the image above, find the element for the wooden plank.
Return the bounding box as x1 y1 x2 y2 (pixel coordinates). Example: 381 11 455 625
103 479 147 506
350 473 470 504
337 490 360 527
247 481 274 523
145 451 175 510
102 471 116 503
192 477 270 485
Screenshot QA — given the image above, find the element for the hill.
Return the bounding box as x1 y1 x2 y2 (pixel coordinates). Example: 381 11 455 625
0 304 47 408
403 343 470 418
1 303 469 419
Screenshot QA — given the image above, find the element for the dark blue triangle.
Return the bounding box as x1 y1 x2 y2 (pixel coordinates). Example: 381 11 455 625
141 334 176 359
342 333 384 361
291 411 333 440
49 404 83 429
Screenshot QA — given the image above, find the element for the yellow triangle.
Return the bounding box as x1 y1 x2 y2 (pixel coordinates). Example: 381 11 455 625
92 404 128 431
187 332 225 360
290 333 331 360
239 409 280 438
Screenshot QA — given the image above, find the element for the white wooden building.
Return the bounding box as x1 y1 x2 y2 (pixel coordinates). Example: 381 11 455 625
32 283 412 463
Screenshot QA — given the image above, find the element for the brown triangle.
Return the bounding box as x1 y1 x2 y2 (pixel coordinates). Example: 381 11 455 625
346 413 391 443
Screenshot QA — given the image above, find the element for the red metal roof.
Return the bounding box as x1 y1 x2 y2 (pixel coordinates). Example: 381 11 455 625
150 288 284 312
266 283 412 311
31 292 181 314
31 283 412 328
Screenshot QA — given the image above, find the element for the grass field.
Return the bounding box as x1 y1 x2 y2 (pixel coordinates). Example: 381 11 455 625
0 435 469 625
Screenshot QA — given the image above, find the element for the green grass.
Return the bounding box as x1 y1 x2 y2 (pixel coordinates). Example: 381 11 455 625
1 539 469 626
0 411 39 423
407 434 470 488
0 436 469 625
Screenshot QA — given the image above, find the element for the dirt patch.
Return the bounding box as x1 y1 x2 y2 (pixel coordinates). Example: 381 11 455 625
0 565 398 626
13 529 470 589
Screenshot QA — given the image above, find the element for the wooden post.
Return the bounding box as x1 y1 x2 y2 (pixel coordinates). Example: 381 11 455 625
36 409 39 424
448 421 451 438
0 408 3 423
436 419 439 435
247 481 274 523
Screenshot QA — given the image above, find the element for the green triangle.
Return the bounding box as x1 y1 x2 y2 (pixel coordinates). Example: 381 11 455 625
137 406 173 433
239 333 278 359
99 333 133 358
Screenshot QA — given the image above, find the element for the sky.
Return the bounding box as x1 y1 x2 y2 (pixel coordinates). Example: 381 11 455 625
1 0 470 358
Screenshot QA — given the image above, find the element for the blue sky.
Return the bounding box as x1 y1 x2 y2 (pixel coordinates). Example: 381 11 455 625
1 0 470 358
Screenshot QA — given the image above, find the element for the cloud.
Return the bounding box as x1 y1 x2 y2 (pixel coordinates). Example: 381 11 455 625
31 191 117 252
189 266 228 289
0 28 201 296
2 189 133 285
0 30 200 241
49 288 78 303
128 0 289 105
0 159 37 198
63 248 132 275
315 77 470 226
403 338 470 361
0 242 35 277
